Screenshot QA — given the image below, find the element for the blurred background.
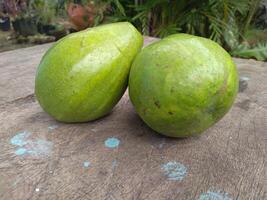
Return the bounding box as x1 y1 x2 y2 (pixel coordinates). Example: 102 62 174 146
0 0 266 60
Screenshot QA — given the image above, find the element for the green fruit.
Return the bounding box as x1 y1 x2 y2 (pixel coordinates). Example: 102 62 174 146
129 34 238 137
35 22 143 122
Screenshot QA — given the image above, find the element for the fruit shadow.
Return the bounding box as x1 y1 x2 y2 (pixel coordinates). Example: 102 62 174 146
126 110 199 148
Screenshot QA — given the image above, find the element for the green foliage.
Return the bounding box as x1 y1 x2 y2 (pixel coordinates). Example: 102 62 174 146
30 0 57 24
244 29 267 46
231 43 267 61
102 0 265 60
110 0 126 16
104 0 261 41
252 4 267 29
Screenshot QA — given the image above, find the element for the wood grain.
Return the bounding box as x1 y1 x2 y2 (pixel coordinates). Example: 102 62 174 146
0 37 266 200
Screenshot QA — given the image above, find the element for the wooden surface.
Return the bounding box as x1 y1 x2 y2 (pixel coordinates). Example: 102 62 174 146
0 37 266 200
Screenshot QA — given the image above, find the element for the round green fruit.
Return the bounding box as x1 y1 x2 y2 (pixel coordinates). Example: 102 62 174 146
35 22 143 122
129 34 238 137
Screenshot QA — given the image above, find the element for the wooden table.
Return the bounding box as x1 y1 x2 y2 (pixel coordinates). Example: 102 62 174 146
0 37 266 200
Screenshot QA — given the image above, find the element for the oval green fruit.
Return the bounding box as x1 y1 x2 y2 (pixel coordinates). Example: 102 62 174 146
35 22 143 122
129 34 238 137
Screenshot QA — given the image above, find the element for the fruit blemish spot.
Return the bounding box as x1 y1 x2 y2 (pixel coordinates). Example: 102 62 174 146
198 190 232 200
104 137 120 148
162 161 187 181
154 100 161 108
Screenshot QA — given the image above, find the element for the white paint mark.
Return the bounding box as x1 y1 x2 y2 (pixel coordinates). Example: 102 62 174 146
199 190 232 200
91 128 97 132
83 161 90 168
240 76 250 81
48 125 58 130
112 160 118 170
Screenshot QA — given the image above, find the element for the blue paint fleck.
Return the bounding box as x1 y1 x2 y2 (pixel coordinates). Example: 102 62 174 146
10 131 53 157
27 139 53 156
199 190 232 200
162 161 187 181
10 131 31 146
83 161 90 168
112 160 118 169
48 125 58 130
15 148 28 155
105 137 120 148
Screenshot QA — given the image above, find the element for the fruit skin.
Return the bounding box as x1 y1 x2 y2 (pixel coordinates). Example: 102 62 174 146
129 34 239 137
35 22 143 122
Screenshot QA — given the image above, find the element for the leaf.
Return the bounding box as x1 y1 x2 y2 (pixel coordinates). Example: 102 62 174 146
154 23 181 38
223 16 240 50
109 0 126 16
100 0 260 50
231 43 267 61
